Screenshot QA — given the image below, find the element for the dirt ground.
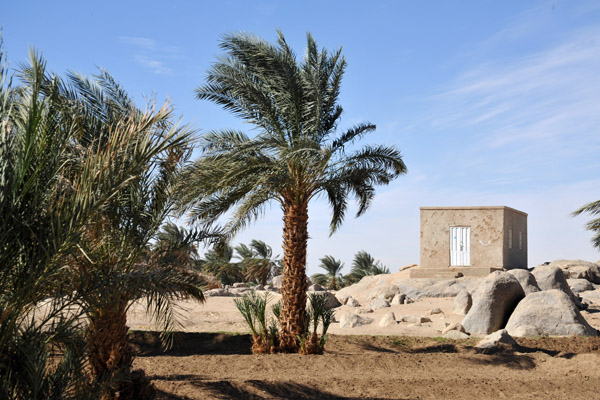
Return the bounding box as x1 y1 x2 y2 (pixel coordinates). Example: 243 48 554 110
126 267 600 399
131 332 600 400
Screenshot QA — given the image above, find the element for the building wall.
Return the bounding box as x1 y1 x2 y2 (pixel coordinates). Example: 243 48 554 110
420 207 505 269
503 208 528 269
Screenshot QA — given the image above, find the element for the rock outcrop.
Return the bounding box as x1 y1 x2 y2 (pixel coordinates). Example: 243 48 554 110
507 269 540 295
476 329 518 352
505 289 597 337
453 290 472 315
379 311 397 327
567 279 594 294
548 259 600 284
531 265 583 308
369 298 391 310
339 313 374 329
461 271 525 335
368 284 401 301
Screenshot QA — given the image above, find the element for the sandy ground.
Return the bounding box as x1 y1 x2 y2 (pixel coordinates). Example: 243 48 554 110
128 294 467 337
130 332 600 400
126 268 600 399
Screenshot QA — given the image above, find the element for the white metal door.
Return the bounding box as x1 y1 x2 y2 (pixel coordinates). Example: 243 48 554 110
450 227 470 266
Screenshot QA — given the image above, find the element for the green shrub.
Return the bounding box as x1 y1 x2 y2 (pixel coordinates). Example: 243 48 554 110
234 293 279 353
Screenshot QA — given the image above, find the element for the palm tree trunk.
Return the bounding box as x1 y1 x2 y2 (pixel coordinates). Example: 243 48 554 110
278 199 309 352
88 302 154 399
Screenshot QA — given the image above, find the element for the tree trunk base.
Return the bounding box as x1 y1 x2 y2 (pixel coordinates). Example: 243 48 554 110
299 332 321 355
277 331 299 353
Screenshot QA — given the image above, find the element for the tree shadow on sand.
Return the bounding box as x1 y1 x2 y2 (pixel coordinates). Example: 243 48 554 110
463 350 536 370
176 379 412 400
130 331 253 356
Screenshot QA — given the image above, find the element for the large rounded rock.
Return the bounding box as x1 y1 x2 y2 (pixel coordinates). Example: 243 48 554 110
370 298 391 310
507 269 540 295
453 290 472 315
379 311 397 327
393 278 480 299
568 279 594 294
308 292 342 309
505 289 598 337
271 275 312 290
308 284 325 292
339 313 374 329
390 293 406 305
461 271 525 335
368 284 401 301
443 330 470 340
476 329 518 352
531 265 583 308
548 259 600 284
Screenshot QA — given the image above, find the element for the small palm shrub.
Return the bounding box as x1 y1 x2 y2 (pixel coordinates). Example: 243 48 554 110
298 293 335 355
234 293 279 354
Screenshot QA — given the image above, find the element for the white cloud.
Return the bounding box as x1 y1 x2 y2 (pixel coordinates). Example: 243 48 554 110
119 36 157 50
134 55 172 75
119 36 181 75
435 26 600 151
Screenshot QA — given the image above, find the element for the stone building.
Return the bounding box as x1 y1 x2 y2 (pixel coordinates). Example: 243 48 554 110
410 206 527 279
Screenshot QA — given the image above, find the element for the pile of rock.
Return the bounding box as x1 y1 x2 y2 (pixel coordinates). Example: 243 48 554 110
204 282 280 297
460 264 598 337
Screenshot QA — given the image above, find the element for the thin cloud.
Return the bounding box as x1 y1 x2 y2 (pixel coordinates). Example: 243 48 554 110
134 55 172 75
120 36 157 50
119 36 182 75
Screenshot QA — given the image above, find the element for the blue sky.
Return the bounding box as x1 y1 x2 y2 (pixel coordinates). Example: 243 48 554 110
4 1 600 274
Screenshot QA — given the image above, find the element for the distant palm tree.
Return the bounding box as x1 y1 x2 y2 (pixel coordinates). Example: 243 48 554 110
236 240 282 285
573 200 600 250
178 31 406 352
200 244 245 285
154 222 201 268
311 255 345 290
345 251 390 284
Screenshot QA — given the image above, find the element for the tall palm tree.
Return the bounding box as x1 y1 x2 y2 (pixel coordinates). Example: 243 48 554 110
311 255 345 290
573 200 600 250
236 240 282 285
178 31 406 352
0 48 187 398
50 71 218 399
345 250 390 284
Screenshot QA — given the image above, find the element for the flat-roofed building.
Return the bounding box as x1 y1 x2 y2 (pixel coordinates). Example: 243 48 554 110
410 206 527 279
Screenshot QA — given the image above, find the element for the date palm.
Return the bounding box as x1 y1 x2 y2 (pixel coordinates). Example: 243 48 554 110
0 48 190 398
199 244 245 285
154 222 201 268
179 31 406 352
51 71 218 399
345 250 390 284
573 200 600 250
236 240 282 285
312 255 345 290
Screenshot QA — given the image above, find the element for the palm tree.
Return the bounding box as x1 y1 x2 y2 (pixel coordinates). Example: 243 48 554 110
154 222 201 268
573 200 600 250
236 240 282 285
345 250 390 284
311 255 344 290
0 48 186 397
178 31 406 352
51 71 217 399
200 244 245 285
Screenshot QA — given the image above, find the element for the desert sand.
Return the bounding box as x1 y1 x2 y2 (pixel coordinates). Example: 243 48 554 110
126 267 600 399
